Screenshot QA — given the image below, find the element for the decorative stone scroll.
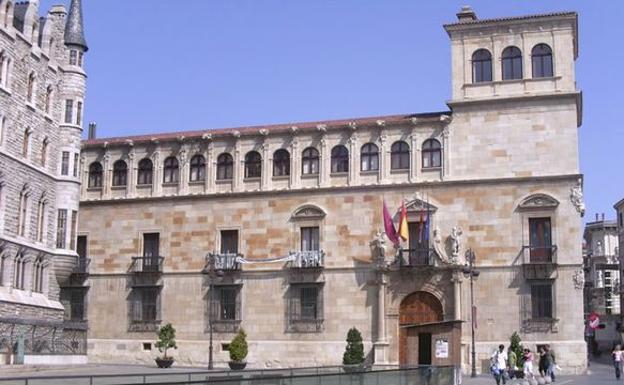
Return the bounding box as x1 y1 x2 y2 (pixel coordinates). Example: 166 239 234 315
291 205 326 220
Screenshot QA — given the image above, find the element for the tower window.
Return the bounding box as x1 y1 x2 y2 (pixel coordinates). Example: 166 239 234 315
472 49 492 83
64 100 74 124
76 101 83 126
532 44 553 78
61 151 70 175
69 50 78 66
22 129 30 158
56 209 67 249
41 139 48 167
44 86 53 114
502 46 523 80
26 72 35 103
73 153 79 177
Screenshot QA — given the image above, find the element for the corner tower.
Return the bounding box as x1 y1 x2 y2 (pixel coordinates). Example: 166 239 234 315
55 0 88 285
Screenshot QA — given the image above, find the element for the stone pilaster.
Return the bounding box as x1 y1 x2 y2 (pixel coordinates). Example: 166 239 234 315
127 150 136 198
319 136 329 187
374 271 389 364
261 141 271 191
379 134 388 184
290 136 300 189
348 134 358 186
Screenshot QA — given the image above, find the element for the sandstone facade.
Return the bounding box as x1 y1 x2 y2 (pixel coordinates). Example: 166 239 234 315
79 8 586 373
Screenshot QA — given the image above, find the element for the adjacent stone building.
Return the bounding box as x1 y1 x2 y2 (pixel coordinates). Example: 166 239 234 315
79 8 586 372
0 0 88 364
614 199 624 324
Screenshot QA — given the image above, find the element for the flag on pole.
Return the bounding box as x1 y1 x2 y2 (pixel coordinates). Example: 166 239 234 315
398 201 408 242
383 200 400 246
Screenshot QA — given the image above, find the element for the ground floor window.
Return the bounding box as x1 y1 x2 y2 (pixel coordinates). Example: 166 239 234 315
209 284 241 333
287 283 324 332
129 286 161 331
60 287 88 322
531 283 553 319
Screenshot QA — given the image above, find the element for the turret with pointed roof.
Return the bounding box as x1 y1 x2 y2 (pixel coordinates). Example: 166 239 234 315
64 0 87 51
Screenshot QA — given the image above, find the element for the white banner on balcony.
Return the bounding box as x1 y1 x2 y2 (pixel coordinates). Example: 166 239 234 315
234 254 296 264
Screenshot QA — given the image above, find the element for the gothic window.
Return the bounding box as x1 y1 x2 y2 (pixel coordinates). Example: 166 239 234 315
56 209 67 249
70 210 78 251
13 254 26 290
472 49 492 83
244 151 261 179
78 52 84 67
391 141 410 170
26 72 35 103
0 53 11 88
112 160 128 187
422 139 441 169
3 2 9 28
216 153 233 180
73 153 79 177
76 101 83 126
531 283 553 319
64 100 73 124
360 143 379 171
0 116 5 145
502 46 523 80
40 138 48 167
189 154 206 182
163 156 179 184
44 85 53 114
273 149 290 177
137 158 153 185
35 199 46 242
69 50 78 66
532 44 553 78
88 162 103 188
301 147 319 175
32 256 44 293
22 129 30 158
331 145 349 173
61 151 70 175
17 190 28 237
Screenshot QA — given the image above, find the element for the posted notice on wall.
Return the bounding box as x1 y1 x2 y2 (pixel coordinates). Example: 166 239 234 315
435 339 449 358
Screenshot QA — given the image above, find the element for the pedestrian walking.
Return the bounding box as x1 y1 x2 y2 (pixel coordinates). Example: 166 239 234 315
544 344 556 382
538 346 547 377
613 344 623 380
490 344 508 385
507 346 517 379
523 348 535 380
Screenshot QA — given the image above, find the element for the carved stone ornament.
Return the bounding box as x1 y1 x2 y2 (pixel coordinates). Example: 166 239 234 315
292 205 326 220
517 194 559 211
570 181 585 217
316 124 327 132
573 269 584 290
259 128 269 136
450 226 463 263
369 229 388 268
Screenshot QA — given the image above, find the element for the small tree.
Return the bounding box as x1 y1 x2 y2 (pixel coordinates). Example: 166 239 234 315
342 327 365 365
155 323 177 359
509 331 524 367
229 329 248 363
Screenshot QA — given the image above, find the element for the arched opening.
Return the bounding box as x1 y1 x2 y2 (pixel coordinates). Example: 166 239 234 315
399 291 447 366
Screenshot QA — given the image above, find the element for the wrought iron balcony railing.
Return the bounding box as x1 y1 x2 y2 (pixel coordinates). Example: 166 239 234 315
522 245 558 264
73 257 91 275
131 256 164 274
399 248 434 267
290 250 325 269
205 253 242 272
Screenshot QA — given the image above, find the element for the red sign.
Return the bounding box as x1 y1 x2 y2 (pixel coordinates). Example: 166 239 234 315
589 312 600 330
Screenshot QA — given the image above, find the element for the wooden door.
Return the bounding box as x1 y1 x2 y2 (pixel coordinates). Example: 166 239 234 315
399 291 443 365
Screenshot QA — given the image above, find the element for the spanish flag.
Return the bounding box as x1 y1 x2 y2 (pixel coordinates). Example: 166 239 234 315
398 201 408 241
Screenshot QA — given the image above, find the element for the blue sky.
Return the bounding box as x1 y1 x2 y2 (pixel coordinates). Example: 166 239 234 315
41 0 623 221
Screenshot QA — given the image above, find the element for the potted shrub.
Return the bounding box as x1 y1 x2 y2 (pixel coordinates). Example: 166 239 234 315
228 329 248 370
155 323 177 368
342 327 365 372
509 332 524 378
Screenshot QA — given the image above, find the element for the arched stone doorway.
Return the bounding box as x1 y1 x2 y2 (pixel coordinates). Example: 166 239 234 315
399 291 444 365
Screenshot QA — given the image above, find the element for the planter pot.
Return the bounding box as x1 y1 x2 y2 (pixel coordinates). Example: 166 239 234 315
155 357 174 368
228 361 247 370
343 364 365 373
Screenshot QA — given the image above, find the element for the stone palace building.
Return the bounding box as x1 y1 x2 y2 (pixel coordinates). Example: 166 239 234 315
0 0 88 364
78 8 586 372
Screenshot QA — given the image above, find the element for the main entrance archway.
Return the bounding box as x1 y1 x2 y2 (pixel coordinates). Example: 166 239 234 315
399 291 444 365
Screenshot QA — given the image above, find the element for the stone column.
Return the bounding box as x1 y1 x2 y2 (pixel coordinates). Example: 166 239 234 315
374 271 389 364
261 141 271 191
410 134 419 183
205 140 214 194
290 136 300 189
127 150 136 198
452 270 463 320
378 134 387 184
348 134 358 186
319 136 329 187
233 138 242 192
152 151 162 196
102 154 110 199
178 148 188 195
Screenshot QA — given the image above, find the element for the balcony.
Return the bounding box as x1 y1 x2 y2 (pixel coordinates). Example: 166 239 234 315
399 248 434 267
204 253 242 273
131 256 164 274
290 250 325 269
521 245 558 280
73 257 91 275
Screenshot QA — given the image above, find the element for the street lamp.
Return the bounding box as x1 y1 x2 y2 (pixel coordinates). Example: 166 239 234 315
462 248 480 378
206 253 224 370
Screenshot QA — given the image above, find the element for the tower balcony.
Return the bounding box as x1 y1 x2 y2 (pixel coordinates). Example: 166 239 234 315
521 245 558 280
399 248 435 267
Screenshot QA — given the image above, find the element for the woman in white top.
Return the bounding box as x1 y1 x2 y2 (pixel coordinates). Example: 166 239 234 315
613 344 623 380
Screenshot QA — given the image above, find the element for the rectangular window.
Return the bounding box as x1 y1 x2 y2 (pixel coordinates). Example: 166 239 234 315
56 209 67 249
219 286 237 320
70 288 86 321
77 235 88 273
130 287 160 322
301 227 319 251
73 153 79 177
220 230 238 254
70 210 77 251
76 101 82 126
288 284 324 332
64 100 73 124
300 286 319 320
529 217 553 262
531 283 553 319
69 50 77 65
209 285 241 328
78 52 84 67
61 151 70 175
142 233 160 272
